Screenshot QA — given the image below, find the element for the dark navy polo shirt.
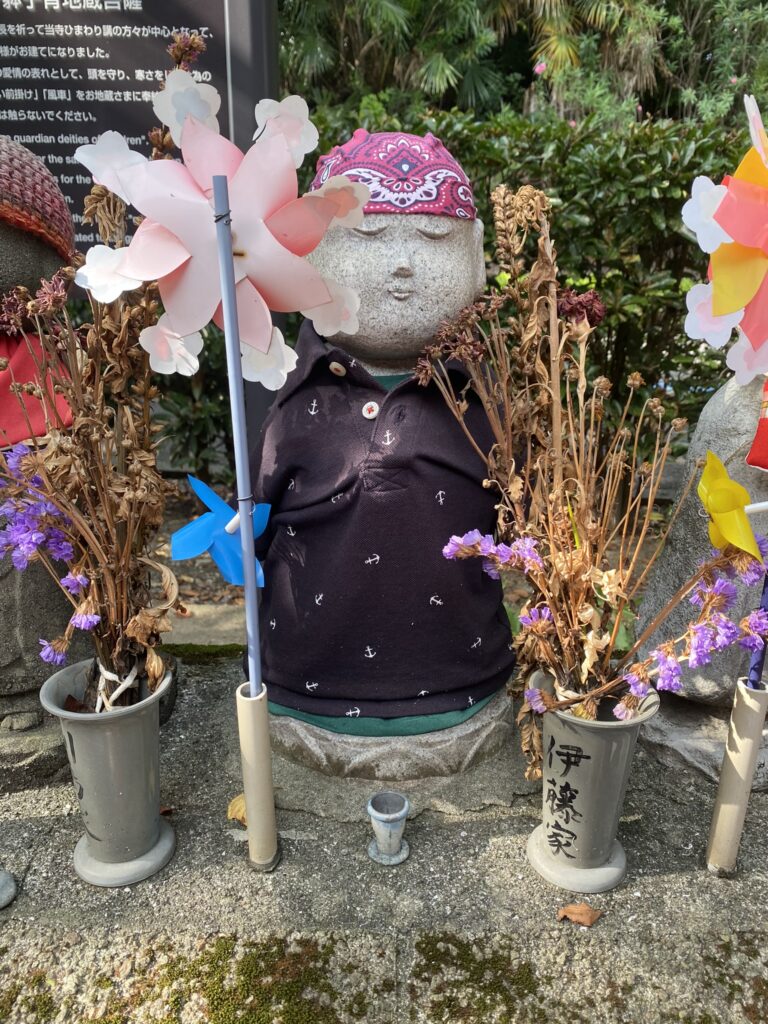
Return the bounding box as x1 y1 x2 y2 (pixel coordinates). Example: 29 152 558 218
249 320 516 720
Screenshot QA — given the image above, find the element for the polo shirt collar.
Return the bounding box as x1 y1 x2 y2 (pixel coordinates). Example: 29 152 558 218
274 319 472 406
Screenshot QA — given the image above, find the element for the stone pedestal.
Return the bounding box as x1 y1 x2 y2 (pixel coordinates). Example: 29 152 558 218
268 689 515 780
0 558 90 791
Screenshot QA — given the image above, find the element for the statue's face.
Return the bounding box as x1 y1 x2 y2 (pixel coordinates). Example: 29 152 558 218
307 213 485 366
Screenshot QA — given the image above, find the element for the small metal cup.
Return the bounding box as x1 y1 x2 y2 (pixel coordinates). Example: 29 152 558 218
367 790 410 865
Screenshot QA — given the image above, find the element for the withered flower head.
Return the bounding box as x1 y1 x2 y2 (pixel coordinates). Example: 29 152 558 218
166 30 206 71
0 288 28 336
626 371 645 390
35 272 68 315
592 376 612 398
671 417 688 433
557 288 606 328
647 397 664 419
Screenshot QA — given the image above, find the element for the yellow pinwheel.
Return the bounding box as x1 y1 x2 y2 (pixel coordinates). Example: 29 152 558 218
697 451 761 560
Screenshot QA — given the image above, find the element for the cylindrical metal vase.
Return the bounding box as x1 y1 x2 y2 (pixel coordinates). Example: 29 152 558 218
39 659 175 887
527 685 659 894
367 791 410 865
707 679 768 877
235 682 280 871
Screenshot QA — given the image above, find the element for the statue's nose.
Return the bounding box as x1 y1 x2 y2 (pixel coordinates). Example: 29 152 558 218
392 262 414 279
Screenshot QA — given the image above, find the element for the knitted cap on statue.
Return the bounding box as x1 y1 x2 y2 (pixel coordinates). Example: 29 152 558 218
310 128 476 220
0 135 74 445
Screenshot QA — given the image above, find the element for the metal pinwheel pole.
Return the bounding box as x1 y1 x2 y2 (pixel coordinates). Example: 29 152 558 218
707 569 768 876
212 174 280 871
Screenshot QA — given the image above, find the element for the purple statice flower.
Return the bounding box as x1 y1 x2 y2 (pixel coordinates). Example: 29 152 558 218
613 701 637 721
652 648 683 693
739 608 768 652
442 536 462 559
461 529 484 546
690 577 738 612
45 528 74 562
482 559 500 580
688 622 716 669
624 671 650 699
29 498 61 519
710 612 740 652
38 638 66 666
525 688 547 713
4 443 30 476
519 605 553 628
70 611 100 631
61 572 88 595
509 536 544 574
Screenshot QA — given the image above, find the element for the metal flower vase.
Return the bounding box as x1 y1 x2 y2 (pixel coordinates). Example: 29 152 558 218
39 659 175 887
526 671 659 893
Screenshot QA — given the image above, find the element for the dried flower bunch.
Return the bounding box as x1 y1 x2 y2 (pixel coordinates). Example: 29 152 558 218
419 184 768 778
0 32 211 712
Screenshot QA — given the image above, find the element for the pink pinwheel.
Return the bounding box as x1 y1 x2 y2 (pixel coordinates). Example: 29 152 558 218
78 115 367 359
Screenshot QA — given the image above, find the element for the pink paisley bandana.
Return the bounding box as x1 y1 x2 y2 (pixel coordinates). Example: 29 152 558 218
310 128 476 220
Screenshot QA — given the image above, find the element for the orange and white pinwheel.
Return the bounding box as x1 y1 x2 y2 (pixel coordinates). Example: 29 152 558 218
683 96 768 385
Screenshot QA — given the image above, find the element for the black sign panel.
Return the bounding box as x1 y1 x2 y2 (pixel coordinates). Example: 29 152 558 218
1 0 232 247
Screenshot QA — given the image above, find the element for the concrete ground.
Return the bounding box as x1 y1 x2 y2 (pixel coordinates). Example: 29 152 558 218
3 651 768 1023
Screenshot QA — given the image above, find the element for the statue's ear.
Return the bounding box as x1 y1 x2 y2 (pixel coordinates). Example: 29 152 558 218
472 219 486 296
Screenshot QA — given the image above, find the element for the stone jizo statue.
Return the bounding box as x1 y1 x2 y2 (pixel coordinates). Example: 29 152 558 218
249 129 516 767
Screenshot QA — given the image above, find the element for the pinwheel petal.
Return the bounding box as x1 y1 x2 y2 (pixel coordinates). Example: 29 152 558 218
159 250 221 338
713 177 768 253
119 219 190 281
230 131 297 221
121 158 212 254
711 241 768 316
170 514 217 560
212 278 273 353
209 535 246 585
181 116 244 198
186 475 236 520
235 216 331 312
265 194 338 257
741 274 768 349
697 451 761 560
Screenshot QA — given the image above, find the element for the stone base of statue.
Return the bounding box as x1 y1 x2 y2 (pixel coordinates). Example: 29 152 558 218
0 558 91 791
268 689 514 780
640 691 768 791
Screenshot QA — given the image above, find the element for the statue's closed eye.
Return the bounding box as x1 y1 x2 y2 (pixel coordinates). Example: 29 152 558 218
417 227 452 240
353 225 387 238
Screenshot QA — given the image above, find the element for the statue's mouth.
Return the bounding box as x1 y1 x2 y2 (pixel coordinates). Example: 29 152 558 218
388 288 413 301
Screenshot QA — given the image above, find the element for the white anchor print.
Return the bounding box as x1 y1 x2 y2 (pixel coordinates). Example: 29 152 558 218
471 636 482 649
288 478 295 491
305 681 318 692
349 359 357 369
417 689 429 698
429 594 443 607
346 706 361 717
331 494 343 503
308 399 319 416
468 696 475 706
315 593 324 606
435 490 446 505
381 429 395 446
364 646 377 659
365 554 380 565
286 525 296 536
269 619 276 630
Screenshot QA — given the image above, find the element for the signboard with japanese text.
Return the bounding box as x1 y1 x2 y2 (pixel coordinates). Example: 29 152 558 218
0 0 237 248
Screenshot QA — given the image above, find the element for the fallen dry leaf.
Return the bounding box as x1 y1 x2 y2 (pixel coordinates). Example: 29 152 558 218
557 902 603 927
227 793 247 827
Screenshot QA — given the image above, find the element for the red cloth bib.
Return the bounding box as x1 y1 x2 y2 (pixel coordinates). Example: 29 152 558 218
0 333 72 445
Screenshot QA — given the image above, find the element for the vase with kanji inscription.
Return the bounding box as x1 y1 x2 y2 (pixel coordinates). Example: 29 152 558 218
526 671 659 893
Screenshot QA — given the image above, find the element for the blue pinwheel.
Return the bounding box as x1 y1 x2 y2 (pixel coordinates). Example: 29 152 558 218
171 476 270 586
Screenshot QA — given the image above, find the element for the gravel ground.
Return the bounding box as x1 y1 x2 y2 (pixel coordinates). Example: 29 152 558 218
2 656 768 1023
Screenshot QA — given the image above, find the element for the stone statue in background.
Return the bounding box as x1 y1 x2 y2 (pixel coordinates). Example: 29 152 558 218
638 376 768 788
249 130 517 777
0 136 86 790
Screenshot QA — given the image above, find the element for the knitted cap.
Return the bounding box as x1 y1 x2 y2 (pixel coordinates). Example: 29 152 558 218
0 136 74 261
310 129 476 220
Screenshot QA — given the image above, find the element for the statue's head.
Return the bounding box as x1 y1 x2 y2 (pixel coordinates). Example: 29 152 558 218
307 129 484 367
0 136 74 297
